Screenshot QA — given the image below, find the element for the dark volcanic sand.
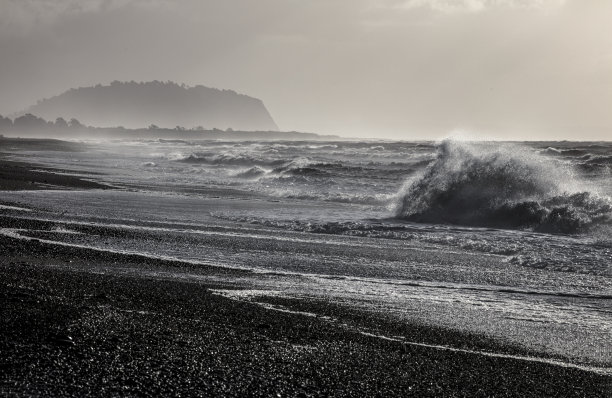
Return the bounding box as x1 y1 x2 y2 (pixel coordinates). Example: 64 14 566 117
1 234 610 397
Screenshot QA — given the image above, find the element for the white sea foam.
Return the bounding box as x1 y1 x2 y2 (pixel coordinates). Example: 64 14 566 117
0 204 31 212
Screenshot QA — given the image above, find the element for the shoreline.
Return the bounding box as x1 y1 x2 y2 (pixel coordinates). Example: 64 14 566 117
0 137 110 191
1 147 610 396
0 138 110 191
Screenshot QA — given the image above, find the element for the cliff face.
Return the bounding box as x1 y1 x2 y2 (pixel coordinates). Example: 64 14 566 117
23 81 279 131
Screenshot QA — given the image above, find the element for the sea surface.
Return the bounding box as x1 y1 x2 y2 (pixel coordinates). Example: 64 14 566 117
1 138 611 372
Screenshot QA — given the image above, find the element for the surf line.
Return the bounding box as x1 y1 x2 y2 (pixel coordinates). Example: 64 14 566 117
215 288 612 377
0 228 253 273
6 213 506 259
0 227 367 279
357 332 612 376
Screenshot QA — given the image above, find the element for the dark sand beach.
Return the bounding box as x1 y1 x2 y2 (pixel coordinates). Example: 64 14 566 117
2 233 611 397
1 139 611 396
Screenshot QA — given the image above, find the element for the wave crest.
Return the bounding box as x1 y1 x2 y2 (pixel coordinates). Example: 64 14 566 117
395 140 612 234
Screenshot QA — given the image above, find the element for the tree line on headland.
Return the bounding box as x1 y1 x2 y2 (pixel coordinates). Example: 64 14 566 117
0 113 334 141
0 113 236 134
0 113 84 133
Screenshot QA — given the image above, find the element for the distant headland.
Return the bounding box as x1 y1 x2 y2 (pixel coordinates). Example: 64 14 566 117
13 81 279 132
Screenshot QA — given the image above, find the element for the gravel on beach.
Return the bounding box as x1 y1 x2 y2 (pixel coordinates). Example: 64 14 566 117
1 234 610 397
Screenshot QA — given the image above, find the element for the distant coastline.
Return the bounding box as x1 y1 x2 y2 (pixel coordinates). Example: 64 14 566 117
0 114 340 141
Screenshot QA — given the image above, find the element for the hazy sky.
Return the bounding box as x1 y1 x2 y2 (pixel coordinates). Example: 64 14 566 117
1 0 611 140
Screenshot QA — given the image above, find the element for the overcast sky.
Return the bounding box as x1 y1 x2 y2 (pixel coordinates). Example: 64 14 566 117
1 0 611 140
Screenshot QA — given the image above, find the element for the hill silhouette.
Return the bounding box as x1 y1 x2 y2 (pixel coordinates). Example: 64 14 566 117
21 81 278 131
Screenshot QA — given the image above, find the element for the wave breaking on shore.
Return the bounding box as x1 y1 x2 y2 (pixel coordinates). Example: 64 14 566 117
395 140 612 234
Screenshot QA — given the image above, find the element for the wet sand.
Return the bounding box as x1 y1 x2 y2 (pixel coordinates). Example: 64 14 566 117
0 159 108 191
0 137 107 191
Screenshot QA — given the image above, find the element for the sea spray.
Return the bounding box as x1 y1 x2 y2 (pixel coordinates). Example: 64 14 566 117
395 140 612 233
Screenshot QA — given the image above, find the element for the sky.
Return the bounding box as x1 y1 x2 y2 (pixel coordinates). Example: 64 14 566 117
0 0 611 140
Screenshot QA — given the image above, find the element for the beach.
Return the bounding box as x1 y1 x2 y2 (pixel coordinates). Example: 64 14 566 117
1 138 611 396
2 230 610 396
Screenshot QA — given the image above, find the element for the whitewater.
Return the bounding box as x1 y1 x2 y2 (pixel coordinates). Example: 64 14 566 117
1 138 611 371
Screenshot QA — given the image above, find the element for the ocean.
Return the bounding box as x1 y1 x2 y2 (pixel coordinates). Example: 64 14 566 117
1 138 610 373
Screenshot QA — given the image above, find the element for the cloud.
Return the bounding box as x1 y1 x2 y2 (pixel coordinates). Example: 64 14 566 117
394 0 567 13
0 0 609 139
0 0 170 35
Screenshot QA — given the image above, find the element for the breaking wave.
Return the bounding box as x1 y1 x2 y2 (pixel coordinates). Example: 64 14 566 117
234 166 268 179
178 152 286 167
395 140 612 234
583 155 612 166
540 147 589 157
